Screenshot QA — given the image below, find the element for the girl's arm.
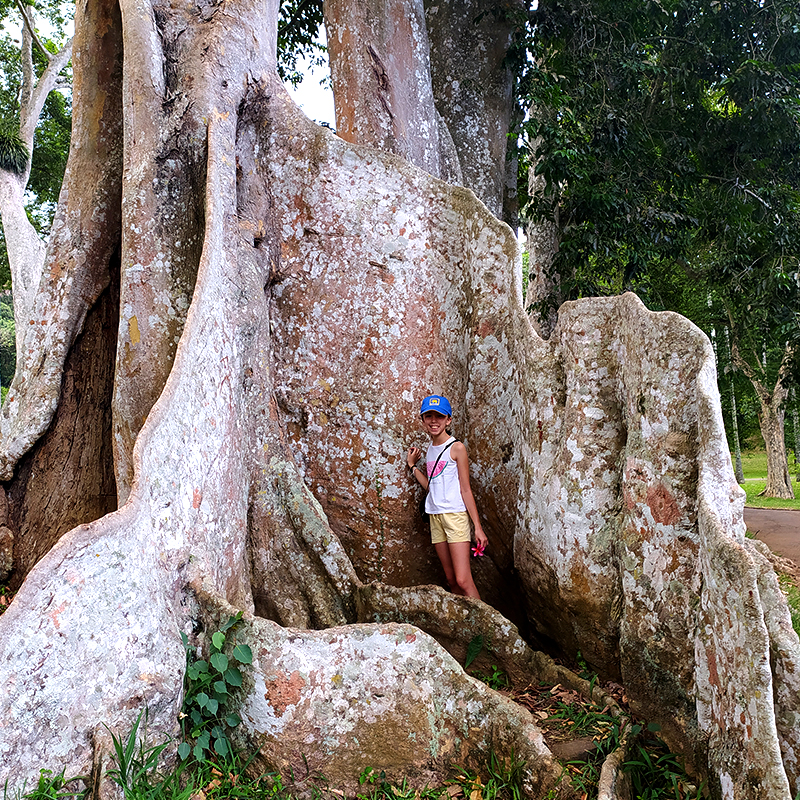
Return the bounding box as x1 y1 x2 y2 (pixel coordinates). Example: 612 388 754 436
407 446 429 490
452 443 488 548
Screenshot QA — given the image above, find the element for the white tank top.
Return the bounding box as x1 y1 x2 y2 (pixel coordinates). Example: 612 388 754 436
425 437 466 514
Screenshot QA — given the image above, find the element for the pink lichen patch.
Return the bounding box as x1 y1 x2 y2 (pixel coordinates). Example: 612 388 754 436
646 483 681 526
264 670 306 715
477 318 496 338
192 488 202 509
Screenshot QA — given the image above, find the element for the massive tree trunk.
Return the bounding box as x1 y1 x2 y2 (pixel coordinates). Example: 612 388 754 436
324 0 521 225
0 0 798 797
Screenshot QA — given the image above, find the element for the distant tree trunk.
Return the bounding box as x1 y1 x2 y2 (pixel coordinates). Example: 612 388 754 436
724 327 744 483
524 126 560 339
731 337 795 499
792 387 800 482
323 0 448 178
0 6 72 358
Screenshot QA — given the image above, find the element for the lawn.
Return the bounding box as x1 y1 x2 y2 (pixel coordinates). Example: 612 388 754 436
737 450 800 511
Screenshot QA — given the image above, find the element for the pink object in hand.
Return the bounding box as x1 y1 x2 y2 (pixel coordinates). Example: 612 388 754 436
471 541 485 557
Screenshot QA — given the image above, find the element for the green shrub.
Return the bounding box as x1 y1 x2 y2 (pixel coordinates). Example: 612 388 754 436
179 613 253 763
0 129 29 175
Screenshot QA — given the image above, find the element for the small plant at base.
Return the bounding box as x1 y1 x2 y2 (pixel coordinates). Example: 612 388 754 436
357 767 445 800
179 612 253 763
107 709 194 799
623 726 705 800
470 664 509 691
7 770 88 800
451 750 526 800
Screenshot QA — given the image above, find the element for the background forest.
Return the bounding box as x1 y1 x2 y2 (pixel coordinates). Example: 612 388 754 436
0 0 798 485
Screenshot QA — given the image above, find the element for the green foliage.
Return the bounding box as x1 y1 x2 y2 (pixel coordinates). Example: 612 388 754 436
451 751 526 800
0 2 73 281
106 710 194 800
524 0 800 342
179 613 253 763
3 769 88 800
357 768 443 800
623 729 705 799
470 664 509 691
28 89 71 212
0 292 16 389
0 125 29 174
465 634 485 669
277 0 325 88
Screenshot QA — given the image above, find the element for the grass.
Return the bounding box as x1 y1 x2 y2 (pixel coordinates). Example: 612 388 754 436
737 450 800 510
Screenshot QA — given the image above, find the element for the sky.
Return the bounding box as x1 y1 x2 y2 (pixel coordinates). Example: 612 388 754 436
284 43 336 128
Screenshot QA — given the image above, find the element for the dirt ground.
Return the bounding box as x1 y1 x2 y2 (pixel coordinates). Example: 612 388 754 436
745 507 800 573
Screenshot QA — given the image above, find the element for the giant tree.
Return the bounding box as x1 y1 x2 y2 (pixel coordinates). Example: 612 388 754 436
0 0 798 798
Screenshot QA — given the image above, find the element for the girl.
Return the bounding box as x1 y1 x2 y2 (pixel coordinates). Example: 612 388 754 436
407 395 488 599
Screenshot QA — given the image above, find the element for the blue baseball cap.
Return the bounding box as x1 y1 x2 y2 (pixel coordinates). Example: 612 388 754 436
420 395 452 416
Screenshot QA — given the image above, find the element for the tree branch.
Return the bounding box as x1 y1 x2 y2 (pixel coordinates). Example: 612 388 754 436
19 36 73 147
15 0 52 61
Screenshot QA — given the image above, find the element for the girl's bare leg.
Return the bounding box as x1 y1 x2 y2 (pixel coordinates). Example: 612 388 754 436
447 541 481 600
434 542 466 596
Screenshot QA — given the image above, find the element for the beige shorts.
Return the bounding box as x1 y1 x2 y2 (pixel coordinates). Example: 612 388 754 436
429 512 472 545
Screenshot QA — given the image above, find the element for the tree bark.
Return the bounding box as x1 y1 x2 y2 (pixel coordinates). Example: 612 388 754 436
724 327 745 483
0 6 72 354
792 387 799 482
0 0 797 797
731 338 795 499
424 0 523 225
324 0 522 224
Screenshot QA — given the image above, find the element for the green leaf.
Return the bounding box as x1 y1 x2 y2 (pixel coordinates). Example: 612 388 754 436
196 692 209 709
212 631 226 651
220 612 242 632
226 713 242 727
193 743 206 761
214 735 229 756
177 741 191 760
210 652 229 673
224 667 243 687
206 698 219 715
214 680 228 694
464 635 484 669
232 644 253 664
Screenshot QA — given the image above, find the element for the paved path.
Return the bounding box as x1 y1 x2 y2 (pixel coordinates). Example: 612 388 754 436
744 507 800 570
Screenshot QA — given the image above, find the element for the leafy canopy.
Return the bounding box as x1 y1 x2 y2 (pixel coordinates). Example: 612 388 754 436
524 0 800 331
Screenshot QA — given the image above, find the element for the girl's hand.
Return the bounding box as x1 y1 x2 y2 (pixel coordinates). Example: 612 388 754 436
407 446 422 469
474 525 488 549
